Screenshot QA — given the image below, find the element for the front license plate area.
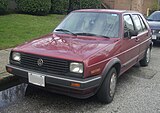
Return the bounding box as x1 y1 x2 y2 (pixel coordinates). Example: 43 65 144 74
28 73 45 87
152 35 156 39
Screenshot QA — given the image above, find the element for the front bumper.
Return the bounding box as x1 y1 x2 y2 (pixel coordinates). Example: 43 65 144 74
6 64 102 98
152 33 160 42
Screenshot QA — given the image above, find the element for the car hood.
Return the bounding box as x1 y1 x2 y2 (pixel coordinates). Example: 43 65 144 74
13 33 116 62
147 20 160 30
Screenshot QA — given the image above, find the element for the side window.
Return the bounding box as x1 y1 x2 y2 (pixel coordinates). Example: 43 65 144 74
132 15 143 33
123 15 135 33
138 15 147 31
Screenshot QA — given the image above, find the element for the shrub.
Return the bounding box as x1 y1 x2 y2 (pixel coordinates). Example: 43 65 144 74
16 0 51 15
50 0 68 14
81 0 101 9
70 0 80 11
69 0 101 12
50 0 101 14
0 0 8 14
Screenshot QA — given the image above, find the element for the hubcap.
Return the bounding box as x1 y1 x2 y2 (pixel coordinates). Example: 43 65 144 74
146 48 151 63
110 73 117 97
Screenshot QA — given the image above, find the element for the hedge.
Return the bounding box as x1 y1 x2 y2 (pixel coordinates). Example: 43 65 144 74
50 0 68 14
16 0 51 15
70 0 101 11
50 0 101 14
0 0 8 14
81 0 101 9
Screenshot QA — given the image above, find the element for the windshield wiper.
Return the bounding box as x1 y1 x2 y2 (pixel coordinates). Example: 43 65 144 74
75 33 109 38
55 29 77 36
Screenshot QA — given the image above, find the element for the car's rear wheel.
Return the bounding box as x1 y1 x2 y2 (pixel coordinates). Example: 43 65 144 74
96 67 117 104
140 47 151 66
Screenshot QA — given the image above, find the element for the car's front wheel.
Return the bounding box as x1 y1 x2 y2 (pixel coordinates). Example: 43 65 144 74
140 47 151 66
96 67 117 104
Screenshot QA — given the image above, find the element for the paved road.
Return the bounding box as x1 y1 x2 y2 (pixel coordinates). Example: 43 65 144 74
0 45 160 113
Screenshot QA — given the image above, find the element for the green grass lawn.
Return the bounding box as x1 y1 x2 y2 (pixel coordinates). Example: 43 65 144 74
0 14 65 50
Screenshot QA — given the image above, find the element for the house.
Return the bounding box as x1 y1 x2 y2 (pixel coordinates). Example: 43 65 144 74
102 0 157 16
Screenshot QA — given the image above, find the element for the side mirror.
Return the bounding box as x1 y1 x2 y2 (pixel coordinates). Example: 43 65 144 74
124 30 138 38
130 30 138 37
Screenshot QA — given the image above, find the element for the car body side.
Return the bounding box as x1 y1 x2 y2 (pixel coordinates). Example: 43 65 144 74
84 12 152 79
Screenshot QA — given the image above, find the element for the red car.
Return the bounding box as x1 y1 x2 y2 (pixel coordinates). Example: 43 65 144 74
6 9 152 104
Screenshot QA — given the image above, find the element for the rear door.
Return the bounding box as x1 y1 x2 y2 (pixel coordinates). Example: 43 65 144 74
131 14 150 61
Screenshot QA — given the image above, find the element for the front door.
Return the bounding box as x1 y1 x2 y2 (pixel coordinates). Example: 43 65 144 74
120 14 140 74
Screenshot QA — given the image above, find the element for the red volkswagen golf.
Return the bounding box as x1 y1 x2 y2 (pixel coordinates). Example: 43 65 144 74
6 9 152 104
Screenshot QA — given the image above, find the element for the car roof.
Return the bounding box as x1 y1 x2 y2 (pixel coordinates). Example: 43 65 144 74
73 9 139 14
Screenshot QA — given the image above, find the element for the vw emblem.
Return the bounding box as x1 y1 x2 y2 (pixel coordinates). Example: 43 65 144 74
37 59 43 66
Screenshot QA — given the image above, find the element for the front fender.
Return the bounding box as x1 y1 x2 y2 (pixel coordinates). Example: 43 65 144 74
95 57 121 93
101 57 121 79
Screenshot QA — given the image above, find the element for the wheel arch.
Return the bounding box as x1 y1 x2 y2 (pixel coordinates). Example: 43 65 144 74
95 57 121 97
99 58 121 87
149 39 153 50
149 42 153 50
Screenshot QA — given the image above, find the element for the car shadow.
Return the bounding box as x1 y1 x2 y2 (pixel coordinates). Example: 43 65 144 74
153 42 160 47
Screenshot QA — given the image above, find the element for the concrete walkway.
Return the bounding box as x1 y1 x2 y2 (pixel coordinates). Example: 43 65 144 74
0 49 14 85
0 49 11 73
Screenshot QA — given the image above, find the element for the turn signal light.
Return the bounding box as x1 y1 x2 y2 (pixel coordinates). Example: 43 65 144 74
71 83 81 87
91 68 101 75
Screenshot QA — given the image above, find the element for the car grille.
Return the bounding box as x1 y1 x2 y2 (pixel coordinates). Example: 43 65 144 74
19 53 70 75
157 36 160 40
152 29 160 34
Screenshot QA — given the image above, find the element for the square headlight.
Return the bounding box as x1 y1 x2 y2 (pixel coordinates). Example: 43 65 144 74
12 52 21 62
70 62 83 74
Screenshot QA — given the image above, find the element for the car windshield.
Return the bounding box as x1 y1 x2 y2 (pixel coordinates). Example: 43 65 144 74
148 11 160 21
54 12 120 38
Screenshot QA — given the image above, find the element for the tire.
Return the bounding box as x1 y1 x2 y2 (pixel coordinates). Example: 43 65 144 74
96 67 117 104
139 47 151 66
